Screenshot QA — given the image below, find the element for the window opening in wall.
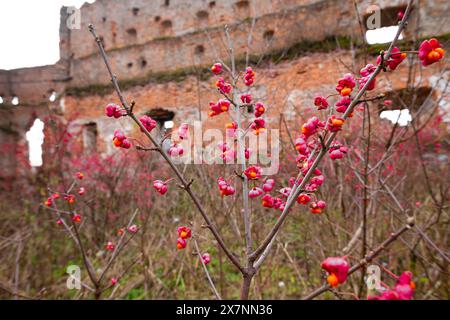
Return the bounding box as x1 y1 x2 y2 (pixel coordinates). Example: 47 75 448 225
380 109 411 126
26 118 45 167
196 10 209 20
377 87 432 126
209 1 216 8
132 7 140 16
83 122 97 153
145 108 175 139
194 45 205 55
126 28 137 39
164 120 174 129
164 0 170 6
161 20 172 28
0 96 3 104
11 96 19 105
364 5 406 44
263 30 274 41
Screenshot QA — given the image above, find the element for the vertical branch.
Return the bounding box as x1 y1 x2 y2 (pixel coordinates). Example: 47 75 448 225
225 25 254 300
193 237 222 300
88 24 244 275
359 102 371 297
249 0 414 266
302 217 415 300
225 27 252 257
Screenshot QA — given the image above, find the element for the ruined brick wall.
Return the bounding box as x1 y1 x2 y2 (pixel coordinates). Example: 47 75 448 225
2 0 449 103
62 51 448 154
0 0 448 181
66 0 450 87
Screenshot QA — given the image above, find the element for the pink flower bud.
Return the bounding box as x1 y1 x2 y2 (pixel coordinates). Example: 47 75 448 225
316 200 326 209
217 142 229 152
76 172 84 180
279 187 292 198
139 115 157 132
178 123 189 140
105 103 124 118
249 187 263 198
254 102 265 117
314 95 329 110
201 253 211 265
106 241 115 251
335 97 352 113
262 178 274 192
244 67 256 86
329 149 344 160
217 177 235 196
261 194 274 208
244 166 262 180
244 148 251 160
177 238 187 250
168 143 184 157
121 139 131 149
335 73 356 96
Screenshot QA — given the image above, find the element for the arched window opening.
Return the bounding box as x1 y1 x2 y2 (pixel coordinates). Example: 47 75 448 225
161 19 172 29
263 30 275 41
11 96 19 106
126 28 137 42
145 108 175 138
49 90 57 102
380 109 411 126
378 87 432 126
26 118 45 167
194 45 205 56
196 10 209 20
